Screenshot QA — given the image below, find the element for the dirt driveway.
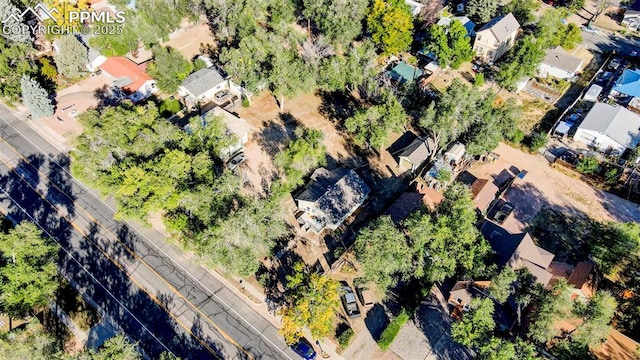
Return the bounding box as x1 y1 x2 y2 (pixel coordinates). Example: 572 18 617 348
467 143 640 233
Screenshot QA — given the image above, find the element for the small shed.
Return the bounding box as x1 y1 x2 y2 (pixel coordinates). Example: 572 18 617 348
554 121 571 136
444 143 466 163
583 84 603 102
398 138 431 171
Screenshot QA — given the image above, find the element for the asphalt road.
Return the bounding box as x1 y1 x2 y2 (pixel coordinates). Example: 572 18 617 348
580 27 640 55
0 104 296 359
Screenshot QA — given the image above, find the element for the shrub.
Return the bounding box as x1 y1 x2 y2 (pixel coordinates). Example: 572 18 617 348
474 73 485 87
377 310 411 350
604 167 620 184
159 98 182 117
337 326 354 348
529 131 548 152
508 129 525 144
576 156 600 175
242 97 250 107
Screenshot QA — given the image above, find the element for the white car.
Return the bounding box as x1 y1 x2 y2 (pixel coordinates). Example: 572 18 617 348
582 25 599 34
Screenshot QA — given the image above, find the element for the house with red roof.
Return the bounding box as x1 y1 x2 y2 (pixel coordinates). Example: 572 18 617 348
99 57 157 103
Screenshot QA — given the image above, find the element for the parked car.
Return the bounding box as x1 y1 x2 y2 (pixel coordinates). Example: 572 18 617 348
215 90 229 101
356 287 375 309
494 202 515 224
340 283 361 318
290 338 317 360
582 25 599 34
227 152 245 170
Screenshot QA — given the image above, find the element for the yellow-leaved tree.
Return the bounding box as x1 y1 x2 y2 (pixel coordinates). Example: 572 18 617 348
279 262 340 344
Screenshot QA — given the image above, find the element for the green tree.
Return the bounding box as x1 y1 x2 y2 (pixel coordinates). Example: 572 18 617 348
219 31 273 104
275 128 327 188
488 267 516 303
474 72 485 87
279 262 340 343
566 0 585 12
406 183 490 282
345 92 408 154
451 297 495 347
88 333 141 359
0 320 58 359
503 0 540 25
0 37 36 101
591 222 640 279
466 0 499 23
576 156 600 174
354 216 414 291
367 0 414 55
572 292 617 347
0 222 59 320
478 337 537 360
448 20 474 69
54 35 87 79
426 24 453 67
302 0 369 47
20 76 54 119
604 168 620 184
269 48 316 110
38 57 58 82
561 23 583 50
0 0 32 43
427 21 473 69
496 35 545 90
147 46 193 93
528 279 573 344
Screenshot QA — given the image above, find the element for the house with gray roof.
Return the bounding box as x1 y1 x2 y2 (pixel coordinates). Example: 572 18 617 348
473 13 520 63
294 168 370 233
178 67 241 108
538 47 584 80
397 137 430 171
481 221 555 286
574 103 640 154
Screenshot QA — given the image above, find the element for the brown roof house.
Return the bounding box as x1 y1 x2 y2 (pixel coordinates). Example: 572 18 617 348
567 262 597 300
294 168 370 234
481 221 555 286
457 171 499 214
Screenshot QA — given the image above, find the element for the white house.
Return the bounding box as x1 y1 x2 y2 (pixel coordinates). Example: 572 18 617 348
99 57 157 103
622 10 640 31
178 67 242 109
574 103 640 154
538 47 583 80
473 13 520 63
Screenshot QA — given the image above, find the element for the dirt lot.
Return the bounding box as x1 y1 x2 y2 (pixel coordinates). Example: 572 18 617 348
467 143 640 234
235 92 364 196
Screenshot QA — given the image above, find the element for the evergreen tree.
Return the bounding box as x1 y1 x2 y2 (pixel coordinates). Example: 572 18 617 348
0 222 59 320
54 35 88 79
20 76 54 119
466 0 499 23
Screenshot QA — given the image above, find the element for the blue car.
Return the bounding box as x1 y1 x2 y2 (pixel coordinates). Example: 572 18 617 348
290 338 317 360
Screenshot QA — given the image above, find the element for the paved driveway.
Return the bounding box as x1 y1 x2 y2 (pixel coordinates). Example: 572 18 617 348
389 294 474 360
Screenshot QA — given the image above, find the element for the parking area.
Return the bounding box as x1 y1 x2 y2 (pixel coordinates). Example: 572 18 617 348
467 143 640 233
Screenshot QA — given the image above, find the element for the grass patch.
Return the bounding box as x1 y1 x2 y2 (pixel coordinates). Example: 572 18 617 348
159 98 182 118
57 280 100 332
377 310 410 351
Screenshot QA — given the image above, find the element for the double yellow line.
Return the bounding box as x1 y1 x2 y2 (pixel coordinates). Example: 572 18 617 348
0 138 255 360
